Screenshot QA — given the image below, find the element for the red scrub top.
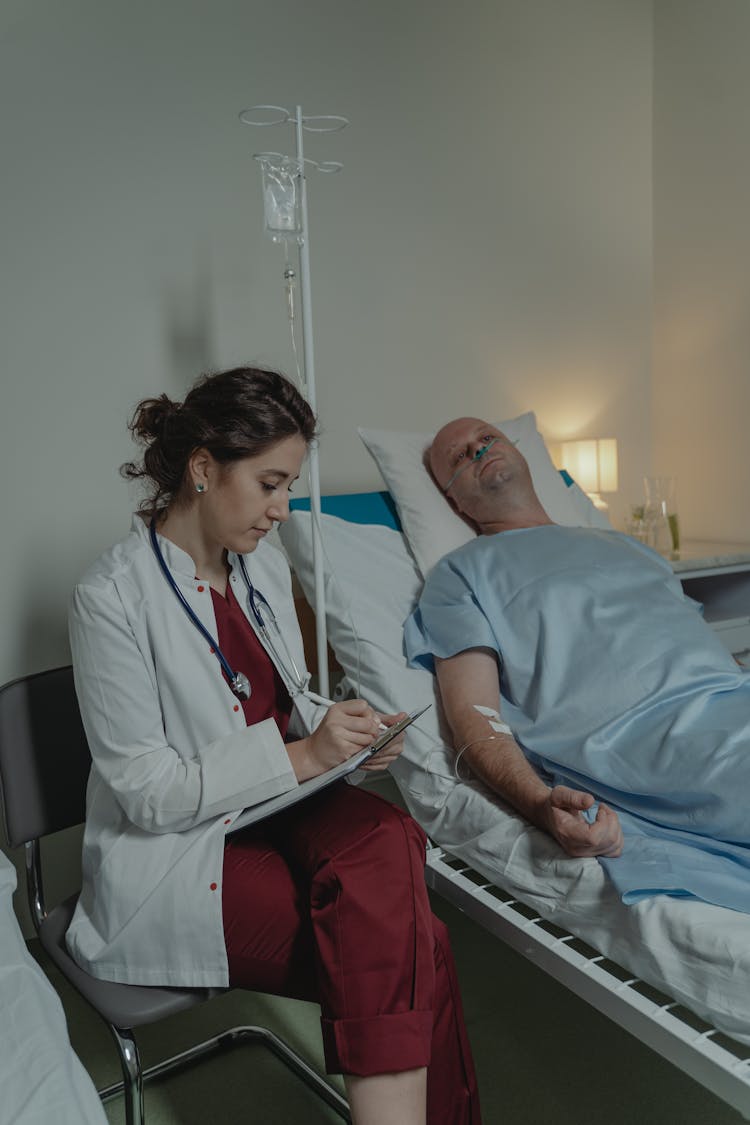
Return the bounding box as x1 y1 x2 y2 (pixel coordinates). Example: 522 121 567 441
210 581 293 738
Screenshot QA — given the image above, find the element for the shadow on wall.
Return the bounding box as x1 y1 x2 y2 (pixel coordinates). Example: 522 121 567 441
163 256 217 389
19 603 70 683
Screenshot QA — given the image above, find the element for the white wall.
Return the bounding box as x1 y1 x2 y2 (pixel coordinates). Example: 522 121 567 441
653 0 750 542
0 0 652 929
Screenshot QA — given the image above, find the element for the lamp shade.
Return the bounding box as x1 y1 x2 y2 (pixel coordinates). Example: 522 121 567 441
560 438 618 494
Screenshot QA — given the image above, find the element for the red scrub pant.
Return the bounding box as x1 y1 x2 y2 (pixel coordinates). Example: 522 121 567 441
222 783 481 1124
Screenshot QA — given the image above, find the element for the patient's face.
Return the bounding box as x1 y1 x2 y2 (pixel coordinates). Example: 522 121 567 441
429 417 530 518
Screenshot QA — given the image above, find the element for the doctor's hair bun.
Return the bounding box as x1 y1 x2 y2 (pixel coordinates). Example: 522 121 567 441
121 366 316 517
128 394 180 442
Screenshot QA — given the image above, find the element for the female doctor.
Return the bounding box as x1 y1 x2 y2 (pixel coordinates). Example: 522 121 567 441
67 367 481 1125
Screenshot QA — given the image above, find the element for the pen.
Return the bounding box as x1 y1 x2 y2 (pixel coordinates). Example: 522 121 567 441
374 704 431 738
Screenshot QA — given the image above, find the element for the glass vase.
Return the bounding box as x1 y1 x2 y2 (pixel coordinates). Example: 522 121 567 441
644 476 680 558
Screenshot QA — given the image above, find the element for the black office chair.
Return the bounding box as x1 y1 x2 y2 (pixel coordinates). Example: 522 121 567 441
0 666 351 1125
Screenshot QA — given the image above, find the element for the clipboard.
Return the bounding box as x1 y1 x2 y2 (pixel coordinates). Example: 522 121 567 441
228 704 431 834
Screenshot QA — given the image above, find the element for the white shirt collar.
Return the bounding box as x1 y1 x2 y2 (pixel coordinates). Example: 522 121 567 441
131 512 200 579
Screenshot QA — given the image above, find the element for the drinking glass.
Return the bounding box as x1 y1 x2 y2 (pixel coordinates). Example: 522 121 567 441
644 476 680 558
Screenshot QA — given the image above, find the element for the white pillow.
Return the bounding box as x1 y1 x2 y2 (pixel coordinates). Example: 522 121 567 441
279 512 435 714
359 412 611 575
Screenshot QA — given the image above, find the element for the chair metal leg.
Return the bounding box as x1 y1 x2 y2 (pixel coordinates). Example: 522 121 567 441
229 1026 351 1120
108 1025 144 1125
98 1023 351 1123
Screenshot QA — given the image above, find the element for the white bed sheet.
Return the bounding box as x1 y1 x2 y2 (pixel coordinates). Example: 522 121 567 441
0 853 106 1124
280 511 750 1047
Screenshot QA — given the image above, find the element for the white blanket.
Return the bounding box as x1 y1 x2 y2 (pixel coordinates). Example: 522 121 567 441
0 854 106 1125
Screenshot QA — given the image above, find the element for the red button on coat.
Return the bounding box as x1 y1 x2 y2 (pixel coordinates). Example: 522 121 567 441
197 585 205 593
233 704 239 712
210 882 217 891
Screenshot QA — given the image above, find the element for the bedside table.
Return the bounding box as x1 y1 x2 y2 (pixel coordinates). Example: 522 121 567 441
671 541 750 660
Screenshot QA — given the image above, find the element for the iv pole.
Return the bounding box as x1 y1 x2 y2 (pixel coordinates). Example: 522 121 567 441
294 107 327 696
239 104 348 698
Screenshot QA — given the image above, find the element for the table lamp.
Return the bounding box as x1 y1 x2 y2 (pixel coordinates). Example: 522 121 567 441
560 438 618 512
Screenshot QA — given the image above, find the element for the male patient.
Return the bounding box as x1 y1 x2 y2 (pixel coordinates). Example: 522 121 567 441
404 417 750 912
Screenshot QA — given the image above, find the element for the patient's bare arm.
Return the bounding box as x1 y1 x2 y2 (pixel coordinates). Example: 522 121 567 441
435 648 623 859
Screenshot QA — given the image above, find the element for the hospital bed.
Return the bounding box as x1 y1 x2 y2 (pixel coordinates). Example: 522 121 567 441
279 413 750 1121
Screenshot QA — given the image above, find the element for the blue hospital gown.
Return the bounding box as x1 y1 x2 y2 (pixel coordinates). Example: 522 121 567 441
404 526 750 912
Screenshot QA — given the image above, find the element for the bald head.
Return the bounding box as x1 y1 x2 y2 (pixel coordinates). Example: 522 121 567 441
429 417 552 533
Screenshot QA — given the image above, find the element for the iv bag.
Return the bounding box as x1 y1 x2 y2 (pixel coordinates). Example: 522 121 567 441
257 155 302 243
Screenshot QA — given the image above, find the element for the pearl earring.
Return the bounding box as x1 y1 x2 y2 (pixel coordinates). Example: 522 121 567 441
195 483 206 494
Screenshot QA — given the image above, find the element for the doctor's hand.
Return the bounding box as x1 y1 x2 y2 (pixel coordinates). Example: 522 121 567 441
542 786 623 859
359 711 408 773
287 699 382 782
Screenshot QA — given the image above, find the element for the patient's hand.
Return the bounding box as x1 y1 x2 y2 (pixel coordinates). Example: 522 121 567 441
543 786 623 858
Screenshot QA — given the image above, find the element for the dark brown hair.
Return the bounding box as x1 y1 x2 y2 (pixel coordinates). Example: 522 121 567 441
121 366 317 516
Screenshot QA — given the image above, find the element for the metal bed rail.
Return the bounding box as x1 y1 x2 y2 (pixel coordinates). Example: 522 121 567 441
425 844 750 1121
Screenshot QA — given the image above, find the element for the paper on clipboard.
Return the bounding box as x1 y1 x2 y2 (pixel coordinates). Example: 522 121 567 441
228 705 431 834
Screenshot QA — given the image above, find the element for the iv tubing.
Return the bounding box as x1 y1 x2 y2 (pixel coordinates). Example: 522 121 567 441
295 105 329 697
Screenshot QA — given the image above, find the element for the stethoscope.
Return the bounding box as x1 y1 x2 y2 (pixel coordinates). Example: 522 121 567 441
149 520 318 703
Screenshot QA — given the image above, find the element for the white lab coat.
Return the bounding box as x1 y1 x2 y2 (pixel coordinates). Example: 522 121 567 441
66 515 329 988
